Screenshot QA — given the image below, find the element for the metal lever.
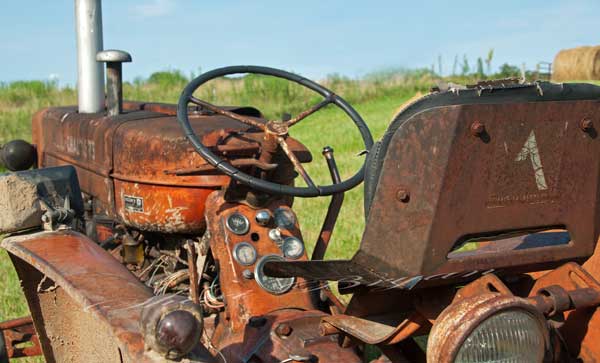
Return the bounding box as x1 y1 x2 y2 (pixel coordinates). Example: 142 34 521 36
311 146 344 261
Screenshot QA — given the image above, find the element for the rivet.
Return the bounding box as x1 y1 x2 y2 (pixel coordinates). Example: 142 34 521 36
470 121 485 136
396 189 410 203
581 118 593 132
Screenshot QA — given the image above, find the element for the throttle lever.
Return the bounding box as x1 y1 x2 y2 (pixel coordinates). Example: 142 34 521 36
311 146 344 261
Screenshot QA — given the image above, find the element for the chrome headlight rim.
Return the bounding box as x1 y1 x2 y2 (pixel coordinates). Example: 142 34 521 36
427 293 550 363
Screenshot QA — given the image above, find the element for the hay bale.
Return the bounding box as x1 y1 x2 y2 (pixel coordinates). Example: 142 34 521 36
552 45 600 82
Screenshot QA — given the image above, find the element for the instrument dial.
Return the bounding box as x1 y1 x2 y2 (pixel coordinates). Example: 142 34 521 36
274 207 295 229
254 255 295 295
282 237 304 260
226 212 250 235
233 242 257 266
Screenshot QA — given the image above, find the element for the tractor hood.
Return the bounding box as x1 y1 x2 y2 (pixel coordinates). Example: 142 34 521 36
32 102 311 233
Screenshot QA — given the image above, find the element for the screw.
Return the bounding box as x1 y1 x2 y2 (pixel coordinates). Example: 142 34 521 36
396 189 410 203
275 323 293 337
470 121 485 136
242 269 254 279
581 118 593 132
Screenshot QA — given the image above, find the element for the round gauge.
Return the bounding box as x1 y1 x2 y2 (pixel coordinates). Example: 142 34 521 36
226 212 250 235
254 255 295 295
233 242 257 266
282 237 305 259
274 208 296 229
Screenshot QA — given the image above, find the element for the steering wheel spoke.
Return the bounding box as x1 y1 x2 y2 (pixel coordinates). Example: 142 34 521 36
277 136 317 190
189 96 266 130
285 97 333 127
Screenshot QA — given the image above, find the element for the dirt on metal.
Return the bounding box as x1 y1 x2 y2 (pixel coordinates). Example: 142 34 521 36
0 174 43 233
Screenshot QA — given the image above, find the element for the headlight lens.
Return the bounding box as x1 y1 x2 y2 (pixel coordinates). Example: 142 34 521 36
427 293 549 363
156 310 201 358
455 309 545 363
140 295 203 359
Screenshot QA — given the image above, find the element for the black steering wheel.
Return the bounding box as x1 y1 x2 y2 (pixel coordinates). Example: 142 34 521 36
177 65 373 197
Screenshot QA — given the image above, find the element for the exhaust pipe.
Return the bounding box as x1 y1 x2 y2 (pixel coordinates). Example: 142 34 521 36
97 50 132 116
75 0 105 113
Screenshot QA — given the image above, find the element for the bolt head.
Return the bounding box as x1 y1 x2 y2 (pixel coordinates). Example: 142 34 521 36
581 118 593 131
275 323 293 337
396 189 410 203
470 122 485 136
242 269 254 279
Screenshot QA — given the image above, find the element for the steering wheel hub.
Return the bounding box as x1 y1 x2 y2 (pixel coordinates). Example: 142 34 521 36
265 121 289 136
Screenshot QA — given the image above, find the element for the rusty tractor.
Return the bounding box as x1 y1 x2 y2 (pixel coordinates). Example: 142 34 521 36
3 1 600 362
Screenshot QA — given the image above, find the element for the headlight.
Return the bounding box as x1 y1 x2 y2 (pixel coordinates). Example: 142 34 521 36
428 293 549 363
140 295 203 359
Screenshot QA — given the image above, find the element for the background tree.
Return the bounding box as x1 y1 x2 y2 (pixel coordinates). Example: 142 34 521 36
452 55 458 76
461 54 470 75
485 49 494 75
477 57 485 78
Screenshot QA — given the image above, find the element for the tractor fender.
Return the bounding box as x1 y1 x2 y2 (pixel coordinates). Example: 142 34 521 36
1 230 213 363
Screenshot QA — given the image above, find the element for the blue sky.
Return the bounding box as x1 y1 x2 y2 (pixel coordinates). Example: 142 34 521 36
1 0 599 86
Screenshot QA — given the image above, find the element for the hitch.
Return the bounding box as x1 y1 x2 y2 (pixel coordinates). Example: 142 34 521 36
0 316 42 361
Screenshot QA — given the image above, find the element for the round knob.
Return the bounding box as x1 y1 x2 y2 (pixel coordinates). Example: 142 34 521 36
255 210 272 226
96 49 132 63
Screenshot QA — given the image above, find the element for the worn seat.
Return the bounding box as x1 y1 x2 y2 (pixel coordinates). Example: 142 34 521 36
266 81 600 289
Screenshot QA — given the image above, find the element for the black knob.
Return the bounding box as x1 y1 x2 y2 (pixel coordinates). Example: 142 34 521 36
0 140 36 171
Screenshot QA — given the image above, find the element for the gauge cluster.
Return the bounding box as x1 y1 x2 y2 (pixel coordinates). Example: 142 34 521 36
224 205 305 295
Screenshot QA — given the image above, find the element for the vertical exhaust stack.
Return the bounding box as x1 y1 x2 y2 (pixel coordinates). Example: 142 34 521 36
75 0 105 113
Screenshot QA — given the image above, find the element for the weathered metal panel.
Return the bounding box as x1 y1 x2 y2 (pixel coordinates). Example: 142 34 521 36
32 103 310 233
2 230 213 362
361 100 600 278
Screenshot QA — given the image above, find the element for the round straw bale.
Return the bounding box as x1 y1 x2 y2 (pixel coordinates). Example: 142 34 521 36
552 46 600 82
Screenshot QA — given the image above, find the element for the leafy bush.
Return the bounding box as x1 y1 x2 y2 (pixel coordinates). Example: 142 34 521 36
147 70 189 87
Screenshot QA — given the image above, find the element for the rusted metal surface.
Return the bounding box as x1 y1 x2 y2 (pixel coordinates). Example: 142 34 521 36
203 192 362 362
113 180 214 233
204 192 315 332
361 100 600 279
269 99 600 289
317 275 510 349
211 309 362 363
529 286 600 316
0 316 42 359
32 103 310 233
164 158 278 175
186 240 200 304
530 262 600 361
2 230 213 362
427 293 550 363
320 313 425 345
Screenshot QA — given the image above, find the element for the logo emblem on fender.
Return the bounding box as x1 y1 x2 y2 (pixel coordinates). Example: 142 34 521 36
487 122 564 208
514 130 548 191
